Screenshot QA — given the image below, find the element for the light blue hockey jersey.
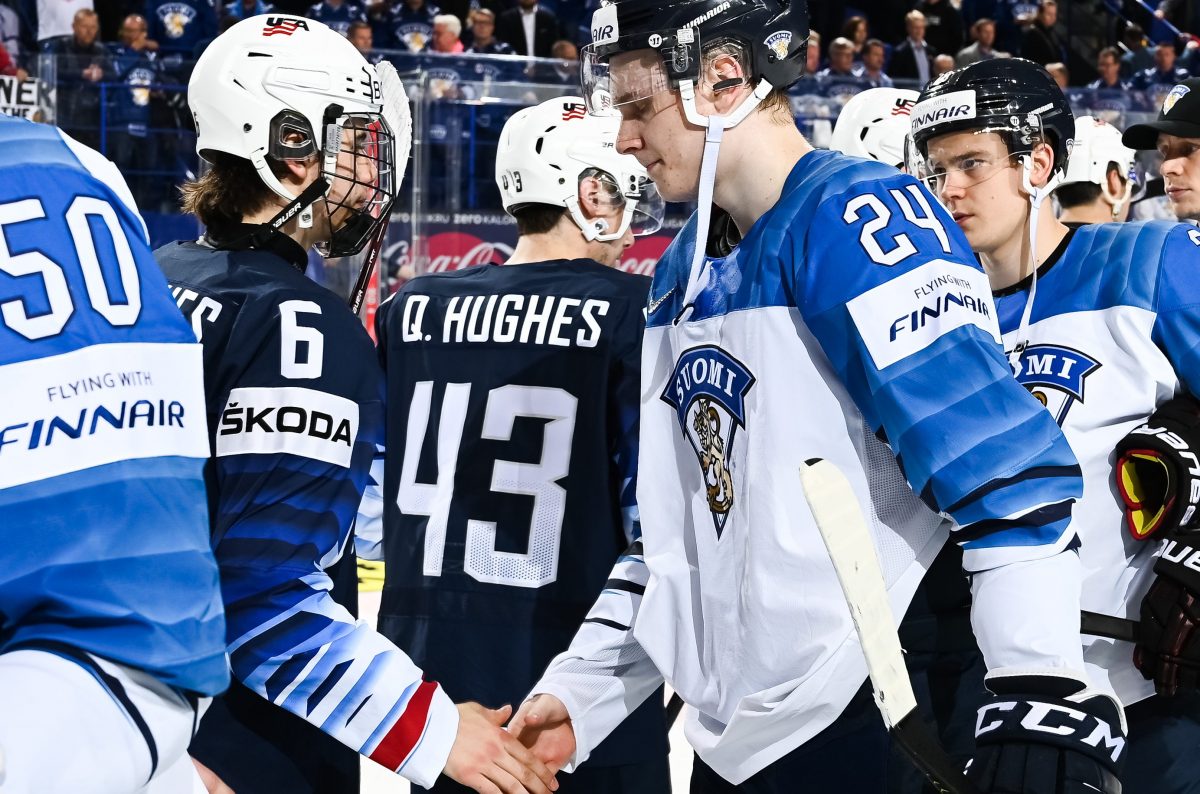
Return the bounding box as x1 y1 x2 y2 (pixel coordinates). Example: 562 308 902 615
0 114 228 696
996 220 1200 705
533 150 1087 783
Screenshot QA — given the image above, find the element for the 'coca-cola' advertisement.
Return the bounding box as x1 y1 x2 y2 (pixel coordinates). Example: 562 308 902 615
380 212 678 292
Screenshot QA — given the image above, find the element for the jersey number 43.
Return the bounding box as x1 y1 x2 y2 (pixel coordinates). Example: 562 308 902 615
398 382 578 589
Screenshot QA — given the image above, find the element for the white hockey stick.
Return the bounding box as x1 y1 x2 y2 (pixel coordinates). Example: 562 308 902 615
799 458 981 794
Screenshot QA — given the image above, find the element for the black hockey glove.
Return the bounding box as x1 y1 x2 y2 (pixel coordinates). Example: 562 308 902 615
1133 535 1200 696
1114 393 1200 541
965 674 1125 794
1113 394 1200 695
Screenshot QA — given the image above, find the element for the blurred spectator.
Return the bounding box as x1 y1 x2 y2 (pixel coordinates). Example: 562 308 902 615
108 12 158 208
1089 46 1132 89
0 3 21 64
550 37 574 60
43 8 107 147
817 36 856 78
308 0 366 36
0 39 26 77
1021 1 1065 67
932 52 956 79
956 17 1009 67
1045 61 1068 88
222 0 273 22
346 17 369 52
464 8 510 55
376 0 438 52
855 38 892 87
425 12 460 52
805 29 820 74
890 10 938 85
1120 23 1153 79
37 0 90 44
1132 39 1190 90
840 15 867 59
496 0 560 58
146 0 217 57
918 0 964 57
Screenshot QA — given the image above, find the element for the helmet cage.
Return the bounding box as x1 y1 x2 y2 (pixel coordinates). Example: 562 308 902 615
317 108 397 257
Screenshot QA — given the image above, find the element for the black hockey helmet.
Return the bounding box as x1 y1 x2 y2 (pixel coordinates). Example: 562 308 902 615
581 0 809 114
908 57 1074 176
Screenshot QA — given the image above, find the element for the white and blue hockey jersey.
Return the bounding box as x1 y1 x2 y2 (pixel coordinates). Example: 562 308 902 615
156 231 458 788
533 150 1088 783
997 220 1200 707
0 113 227 696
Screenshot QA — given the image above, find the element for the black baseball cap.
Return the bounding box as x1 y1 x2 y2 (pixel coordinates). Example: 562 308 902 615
1123 78 1200 149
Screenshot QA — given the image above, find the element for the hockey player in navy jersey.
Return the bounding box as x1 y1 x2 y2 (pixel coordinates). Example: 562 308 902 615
155 15 556 794
909 56 1200 793
509 2 1104 792
373 96 670 793
0 113 228 791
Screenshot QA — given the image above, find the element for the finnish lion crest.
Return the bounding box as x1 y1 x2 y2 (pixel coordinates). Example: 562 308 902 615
1009 343 1101 426
662 345 755 537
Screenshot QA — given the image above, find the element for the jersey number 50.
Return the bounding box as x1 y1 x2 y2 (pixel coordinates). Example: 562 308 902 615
0 197 142 339
399 382 578 589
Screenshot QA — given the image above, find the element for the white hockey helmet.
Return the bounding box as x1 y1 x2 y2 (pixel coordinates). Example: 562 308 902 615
187 14 402 256
829 87 920 169
1065 115 1137 193
495 97 663 242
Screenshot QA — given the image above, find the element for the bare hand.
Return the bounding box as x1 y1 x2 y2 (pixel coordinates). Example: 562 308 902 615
192 757 235 794
508 694 576 776
82 64 102 82
444 702 558 794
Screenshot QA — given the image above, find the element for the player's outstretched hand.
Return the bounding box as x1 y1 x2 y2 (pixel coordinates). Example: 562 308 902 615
192 757 236 793
508 694 576 775
444 702 558 794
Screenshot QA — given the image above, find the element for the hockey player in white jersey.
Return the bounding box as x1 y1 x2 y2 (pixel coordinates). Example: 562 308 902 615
828 86 919 169
1054 115 1141 225
156 15 556 794
909 56 1200 793
0 113 228 791
510 2 1108 792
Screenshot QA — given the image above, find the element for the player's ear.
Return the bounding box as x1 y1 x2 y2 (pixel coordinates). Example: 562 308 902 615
577 175 606 218
1031 140 1056 189
702 52 750 115
1104 164 1125 203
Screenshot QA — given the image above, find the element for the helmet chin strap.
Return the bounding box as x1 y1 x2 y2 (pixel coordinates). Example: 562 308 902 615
1008 155 1062 371
252 150 321 230
1104 178 1133 220
675 77 773 324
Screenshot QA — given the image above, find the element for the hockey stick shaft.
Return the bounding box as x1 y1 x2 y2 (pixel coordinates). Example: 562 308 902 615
347 218 388 316
1081 609 1138 643
799 459 982 794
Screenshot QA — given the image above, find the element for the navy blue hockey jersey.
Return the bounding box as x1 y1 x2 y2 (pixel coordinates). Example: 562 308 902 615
0 113 227 696
376 260 670 767
156 232 461 788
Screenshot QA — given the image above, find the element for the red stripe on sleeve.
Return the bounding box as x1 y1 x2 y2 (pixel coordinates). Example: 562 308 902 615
369 680 439 771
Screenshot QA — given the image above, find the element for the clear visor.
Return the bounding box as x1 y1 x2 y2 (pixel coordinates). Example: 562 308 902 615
580 33 699 116
906 118 1045 196
630 177 665 236
586 169 665 238
319 112 397 257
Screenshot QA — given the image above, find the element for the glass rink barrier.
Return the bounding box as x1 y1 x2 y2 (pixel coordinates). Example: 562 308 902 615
29 49 1183 301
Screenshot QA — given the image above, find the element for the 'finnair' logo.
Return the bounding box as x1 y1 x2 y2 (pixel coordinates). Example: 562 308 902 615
662 345 755 537
1010 343 1101 426
911 90 977 133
